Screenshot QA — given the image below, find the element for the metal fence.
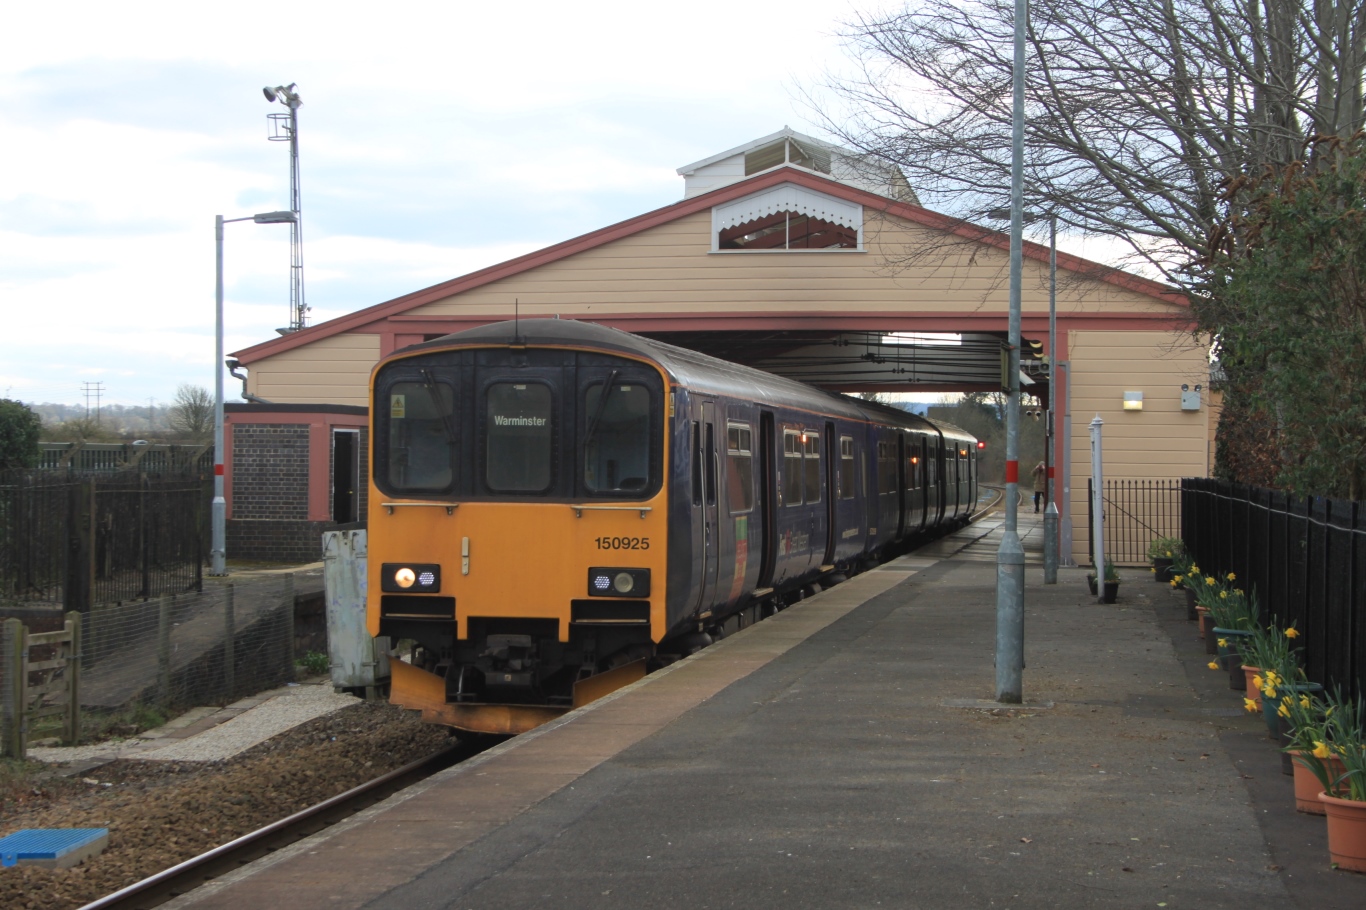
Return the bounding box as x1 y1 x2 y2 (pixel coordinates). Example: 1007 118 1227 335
80 574 299 714
0 470 209 611
1182 478 1365 702
1087 479 1183 566
38 442 213 475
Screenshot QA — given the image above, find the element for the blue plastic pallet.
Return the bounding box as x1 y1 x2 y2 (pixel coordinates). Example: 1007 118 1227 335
0 828 109 869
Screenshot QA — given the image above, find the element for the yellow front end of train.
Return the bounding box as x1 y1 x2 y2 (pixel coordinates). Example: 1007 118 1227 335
364 323 672 735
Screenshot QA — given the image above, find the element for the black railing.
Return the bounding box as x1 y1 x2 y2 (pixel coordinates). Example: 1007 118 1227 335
1087 479 1183 566
0 471 209 611
1182 478 1364 701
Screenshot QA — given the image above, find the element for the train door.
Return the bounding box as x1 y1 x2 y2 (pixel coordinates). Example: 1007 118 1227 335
895 432 907 539
822 422 837 568
699 401 720 611
757 411 776 588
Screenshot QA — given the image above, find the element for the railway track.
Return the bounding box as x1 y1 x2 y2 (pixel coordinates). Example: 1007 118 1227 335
77 736 499 910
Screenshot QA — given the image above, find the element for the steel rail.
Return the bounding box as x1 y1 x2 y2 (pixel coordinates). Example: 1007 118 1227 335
78 738 490 910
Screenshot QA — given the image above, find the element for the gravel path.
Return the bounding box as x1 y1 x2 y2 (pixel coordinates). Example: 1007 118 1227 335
1 701 453 910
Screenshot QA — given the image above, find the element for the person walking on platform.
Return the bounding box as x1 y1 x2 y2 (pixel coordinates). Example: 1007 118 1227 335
1031 461 1047 512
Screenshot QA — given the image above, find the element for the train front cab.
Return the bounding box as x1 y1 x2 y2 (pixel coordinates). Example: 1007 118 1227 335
366 341 671 734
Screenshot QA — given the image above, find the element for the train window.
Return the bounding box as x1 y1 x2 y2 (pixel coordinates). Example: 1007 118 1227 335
583 381 652 495
705 422 717 505
839 436 854 500
803 432 820 504
877 440 895 495
486 383 553 492
386 380 456 492
691 422 702 506
727 423 754 513
782 430 803 506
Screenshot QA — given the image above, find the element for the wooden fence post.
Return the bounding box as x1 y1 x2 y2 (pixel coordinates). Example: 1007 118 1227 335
65 611 81 746
157 594 172 706
224 585 235 700
1 618 27 759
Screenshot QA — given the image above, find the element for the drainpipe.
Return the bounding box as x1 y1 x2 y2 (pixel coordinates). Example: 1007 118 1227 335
226 360 274 405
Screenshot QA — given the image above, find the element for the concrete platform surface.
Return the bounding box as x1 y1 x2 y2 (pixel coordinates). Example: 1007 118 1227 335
164 512 1365 910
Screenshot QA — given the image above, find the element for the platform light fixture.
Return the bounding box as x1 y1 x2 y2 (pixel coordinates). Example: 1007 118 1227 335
1123 391 1144 411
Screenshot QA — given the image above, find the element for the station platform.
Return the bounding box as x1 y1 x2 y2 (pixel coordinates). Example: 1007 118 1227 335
167 509 1363 910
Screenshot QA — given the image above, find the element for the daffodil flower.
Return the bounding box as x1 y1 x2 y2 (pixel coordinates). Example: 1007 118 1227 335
1170 579 1179 588
1299 695 1311 709
1207 660 1220 670
1217 638 1228 647
1226 572 1236 581
1244 698 1258 713
1206 577 1216 585
1262 684 1277 698
1278 702 1292 718
1313 741 1332 759
1219 591 1228 599
1284 627 1299 639
1252 674 1264 689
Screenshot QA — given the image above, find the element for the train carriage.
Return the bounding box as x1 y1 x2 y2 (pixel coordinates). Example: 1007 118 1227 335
366 319 976 734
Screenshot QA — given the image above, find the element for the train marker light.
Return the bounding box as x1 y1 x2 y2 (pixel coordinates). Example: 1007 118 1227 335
381 563 441 593
588 567 651 597
977 441 987 450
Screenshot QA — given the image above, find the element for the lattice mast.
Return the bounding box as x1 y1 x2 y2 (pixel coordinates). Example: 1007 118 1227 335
264 84 306 333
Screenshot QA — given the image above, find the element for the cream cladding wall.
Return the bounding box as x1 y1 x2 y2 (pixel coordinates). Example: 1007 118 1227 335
249 332 379 405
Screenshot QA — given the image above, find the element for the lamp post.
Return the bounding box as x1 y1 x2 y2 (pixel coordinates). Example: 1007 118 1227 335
995 0 1028 705
211 210 298 577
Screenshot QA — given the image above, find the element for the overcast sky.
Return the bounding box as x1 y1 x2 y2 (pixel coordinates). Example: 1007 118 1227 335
0 1 880 409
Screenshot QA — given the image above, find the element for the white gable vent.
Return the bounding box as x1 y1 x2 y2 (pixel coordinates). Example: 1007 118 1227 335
712 184 863 251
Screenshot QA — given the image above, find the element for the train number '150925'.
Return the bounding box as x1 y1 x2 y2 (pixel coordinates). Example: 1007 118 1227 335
594 536 650 550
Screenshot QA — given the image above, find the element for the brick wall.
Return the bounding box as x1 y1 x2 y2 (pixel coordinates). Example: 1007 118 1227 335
232 424 310 520
227 518 337 563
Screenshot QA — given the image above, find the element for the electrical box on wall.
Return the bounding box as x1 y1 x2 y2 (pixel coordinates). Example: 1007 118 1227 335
1181 384 1202 411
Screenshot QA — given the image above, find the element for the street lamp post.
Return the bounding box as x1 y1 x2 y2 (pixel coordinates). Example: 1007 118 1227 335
211 210 298 577
1042 215 1059 585
995 0 1028 704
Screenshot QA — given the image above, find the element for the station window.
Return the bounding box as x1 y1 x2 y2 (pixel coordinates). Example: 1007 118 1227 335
718 212 858 250
803 432 821 504
839 436 854 500
727 423 754 513
782 430 803 506
486 383 552 493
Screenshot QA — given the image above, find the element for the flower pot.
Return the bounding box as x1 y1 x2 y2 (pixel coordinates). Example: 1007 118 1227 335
1196 610 1216 652
1214 628 1252 692
1262 681 1323 741
1289 752 1344 813
1242 665 1263 706
1086 574 1098 596
1320 791 1366 871
1184 588 1197 621
1101 580 1119 603
1152 557 1173 582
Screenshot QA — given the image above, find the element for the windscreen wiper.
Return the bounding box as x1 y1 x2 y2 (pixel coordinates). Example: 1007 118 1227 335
420 368 459 447
583 369 620 452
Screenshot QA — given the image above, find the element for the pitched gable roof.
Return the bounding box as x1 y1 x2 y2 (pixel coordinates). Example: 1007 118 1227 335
232 167 1187 365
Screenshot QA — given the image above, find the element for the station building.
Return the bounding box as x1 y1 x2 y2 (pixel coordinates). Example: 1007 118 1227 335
224 129 1211 565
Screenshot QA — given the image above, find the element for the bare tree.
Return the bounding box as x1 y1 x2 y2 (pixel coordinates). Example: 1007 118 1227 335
813 0 1366 286
168 384 214 444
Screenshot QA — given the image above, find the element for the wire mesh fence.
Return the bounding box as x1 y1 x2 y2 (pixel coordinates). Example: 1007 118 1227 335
0 470 209 611
80 574 300 715
1087 479 1183 566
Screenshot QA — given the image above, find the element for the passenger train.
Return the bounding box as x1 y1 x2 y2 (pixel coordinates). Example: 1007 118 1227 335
366 319 979 734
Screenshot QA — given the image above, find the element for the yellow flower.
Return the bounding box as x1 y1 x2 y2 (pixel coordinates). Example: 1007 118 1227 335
1284 627 1300 639
1313 741 1332 759
1262 684 1277 698
1207 661 1220 670
1244 698 1258 713
1234 588 1243 596
1252 674 1264 690
1206 576 1216 585
1264 670 1281 687
1278 702 1292 718
1227 572 1236 581
1190 564 1199 573
1217 638 1228 647
1219 591 1228 599
1300 695 1312 709
1165 549 1173 557
1170 579 1179 588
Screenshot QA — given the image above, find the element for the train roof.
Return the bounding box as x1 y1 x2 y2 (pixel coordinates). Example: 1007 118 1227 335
396 319 969 440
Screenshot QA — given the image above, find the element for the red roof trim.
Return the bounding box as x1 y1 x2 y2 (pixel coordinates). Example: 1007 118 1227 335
233 168 1188 364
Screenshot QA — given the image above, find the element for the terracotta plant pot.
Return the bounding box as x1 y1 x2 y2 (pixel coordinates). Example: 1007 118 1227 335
1242 665 1263 707
1320 791 1366 872
1290 752 1346 814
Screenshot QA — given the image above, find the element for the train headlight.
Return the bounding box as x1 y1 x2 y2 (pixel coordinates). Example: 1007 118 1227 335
588 567 650 597
381 563 441 593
